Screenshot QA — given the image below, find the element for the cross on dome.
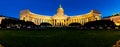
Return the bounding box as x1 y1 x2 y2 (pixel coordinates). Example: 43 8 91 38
59 4 62 8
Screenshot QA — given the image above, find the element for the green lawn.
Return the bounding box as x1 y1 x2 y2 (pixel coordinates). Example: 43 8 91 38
0 28 120 47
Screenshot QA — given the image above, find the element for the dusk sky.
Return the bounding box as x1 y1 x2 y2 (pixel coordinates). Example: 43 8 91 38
0 0 120 19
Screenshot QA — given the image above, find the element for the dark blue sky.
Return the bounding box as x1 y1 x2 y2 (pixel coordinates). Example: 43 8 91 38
0 0 120 19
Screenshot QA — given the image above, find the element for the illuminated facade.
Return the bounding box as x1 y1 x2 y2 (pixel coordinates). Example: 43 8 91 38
110 16 120 26
110 12 120 26
20 5 101 26
0 17 6 24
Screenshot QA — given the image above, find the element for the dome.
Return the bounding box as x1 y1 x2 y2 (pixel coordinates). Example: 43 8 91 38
57 5 64 12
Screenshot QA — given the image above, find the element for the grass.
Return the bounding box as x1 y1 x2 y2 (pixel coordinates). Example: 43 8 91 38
0 28 120 47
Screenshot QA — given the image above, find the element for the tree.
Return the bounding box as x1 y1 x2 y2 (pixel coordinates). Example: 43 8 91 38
84 20 116 29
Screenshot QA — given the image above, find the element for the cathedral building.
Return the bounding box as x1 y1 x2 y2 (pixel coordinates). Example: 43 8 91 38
20 5 101 26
